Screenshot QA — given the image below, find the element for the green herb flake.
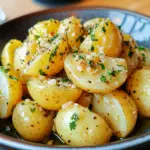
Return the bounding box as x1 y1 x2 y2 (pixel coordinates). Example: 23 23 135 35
30 107 36 113
108 69 115 76
34 35 40 40
49 46 58 61
9 75 18 81
100 75 107 83
88 60 95 68
0 66 10 73
62 78 71 83
102 26 106 33
138 46 145 51
78 55 85 60
39 69 47 76
48 34 59 44
91 34 98 41
128 50 134 57
100 63 105 70
90 45 94 52
69 113 79 131
141 53 146 62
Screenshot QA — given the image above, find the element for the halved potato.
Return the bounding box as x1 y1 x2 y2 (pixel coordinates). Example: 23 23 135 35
92 89 137 138
28 18 60 41
126 67 150 117
24 34 70 77
54 102 112 146
0 66 22 118
80 19 122 57
27 77 82 110
120 34 139 76
58 16 84 51
64 53 128 94
1 39 22 68
12 99 54 142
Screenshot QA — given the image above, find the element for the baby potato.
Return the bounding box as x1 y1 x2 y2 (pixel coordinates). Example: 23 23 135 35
92 89 137 138
76 91 93 108
120 34 139 76
24 34 70 77
80 19 122 57
83 18 104 33
1 39 22 68
126 67 150 117
12 99 54 142
27 77 82 110
64 53 127 94
58 16 84 51
28 18 60 41
54 102 112 146
0 66 22 118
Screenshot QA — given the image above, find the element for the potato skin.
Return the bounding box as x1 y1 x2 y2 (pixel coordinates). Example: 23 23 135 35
120 34 139 76
0 67 23 118
126 68 150 117
12 99 54 142
80 19 122 57
92 89 137 138
54 102 112 146
27 78 82 110
1 39 22 68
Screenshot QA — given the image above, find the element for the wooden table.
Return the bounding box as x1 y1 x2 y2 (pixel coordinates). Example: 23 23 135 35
0 0 150 21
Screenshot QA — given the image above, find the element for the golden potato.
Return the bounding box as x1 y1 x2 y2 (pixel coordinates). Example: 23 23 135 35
126 67 150 117
64 53 127 94
58 16 84 51
1 39 22 68
92 89 137 138
0 66 22 118
28 18 60 41
27 77 82 110
12 99 54 142
80 19 122 57
24 34 70 77
120 34 139 76
54 102 112 146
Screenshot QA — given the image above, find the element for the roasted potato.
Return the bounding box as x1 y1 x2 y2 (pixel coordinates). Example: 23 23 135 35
80 19 122 57
126 67 150 117
92 89 138 138
58 16 84 51
120 34 139 76
24 34 70 77
1 39 22 68
27 77 82 110
64 53 127 94
0 66 22 118
12 99 54 142
54 102 112 146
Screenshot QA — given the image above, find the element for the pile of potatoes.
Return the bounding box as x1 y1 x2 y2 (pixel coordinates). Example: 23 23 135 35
0 16 150 146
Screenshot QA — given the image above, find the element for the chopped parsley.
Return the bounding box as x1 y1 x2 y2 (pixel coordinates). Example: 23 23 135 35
49 46 58 61
90 45 94 51
48 34 59 44
88 60 95 68
108 69 116 76
138 46 145 51
78 55 85 60
100 75 107 83
100 63 105 70
128 50 134 57
69 113 79 131
34 35 40 40
9 75 18 81
39 69 47 76
30 107 36 113
102 26 106 33
0 66 10 73
62 78 71 83
141 53 146 62
91 34 98 41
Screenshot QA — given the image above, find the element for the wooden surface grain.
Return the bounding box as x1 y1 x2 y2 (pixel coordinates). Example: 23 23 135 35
0 0 150 21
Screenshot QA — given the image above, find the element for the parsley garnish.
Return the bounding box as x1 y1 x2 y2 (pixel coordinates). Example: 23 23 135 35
91 34 98 41
88 60 95 68
0 66 10 73
78 55 85 60
62 78 71 83
100 63 105 70
69 113 79 131
102 26 106 33
49 46 58 61
128 50 134 57
34 35 40 40
48 34 59 44
141 53 146 62
100 75 107 83
108 69 116 76
90 45 94 51
30 107 36 112
9 75 18 81
138 46 145 51
39 69 47 76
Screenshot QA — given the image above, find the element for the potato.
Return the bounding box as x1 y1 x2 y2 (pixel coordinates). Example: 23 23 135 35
83 18 104 33
120 34 139 76
27 77 82 110
92 89 137 138
24 34 70 77
0 66 22 118
126 67 150 117
1 39 22 68
64 53 127 94
76 91 93 108
54 102 112 146
80 19 122 57
58 16 84 51
12 99 54 142
28 18 60 41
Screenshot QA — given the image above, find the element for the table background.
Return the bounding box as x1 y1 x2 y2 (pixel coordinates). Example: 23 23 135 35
0 0 150 149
